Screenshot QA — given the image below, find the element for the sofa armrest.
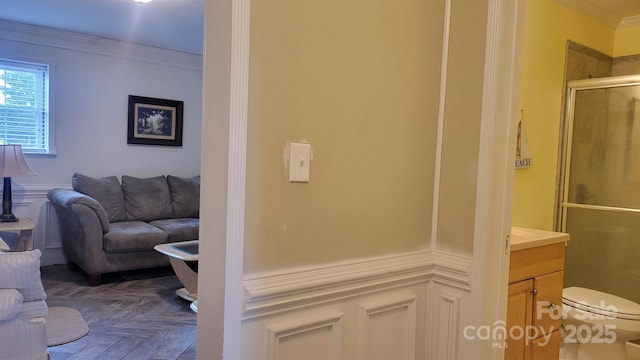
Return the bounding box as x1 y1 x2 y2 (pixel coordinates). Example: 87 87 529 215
48 189 113 276
0 289 23 321
48 188 110 233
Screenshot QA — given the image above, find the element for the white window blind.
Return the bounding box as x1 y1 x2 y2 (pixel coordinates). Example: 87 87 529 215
0 59 49 153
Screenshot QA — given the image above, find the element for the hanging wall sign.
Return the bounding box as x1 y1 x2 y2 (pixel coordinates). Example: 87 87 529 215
515 117 531 169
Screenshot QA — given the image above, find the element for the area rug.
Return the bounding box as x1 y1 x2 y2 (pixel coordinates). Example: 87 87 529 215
46 306 89 346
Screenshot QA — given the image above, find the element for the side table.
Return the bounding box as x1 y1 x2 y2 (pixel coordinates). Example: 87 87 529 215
154 240 199 305
0 218 36 251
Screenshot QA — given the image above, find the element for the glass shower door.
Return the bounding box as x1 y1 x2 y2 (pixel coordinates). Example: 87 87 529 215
561 75 640 304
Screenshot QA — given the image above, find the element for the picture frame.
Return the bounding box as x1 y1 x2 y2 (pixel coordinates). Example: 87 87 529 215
127 95 184 146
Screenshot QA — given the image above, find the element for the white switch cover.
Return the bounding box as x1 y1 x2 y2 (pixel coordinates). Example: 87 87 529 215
289 142 311 183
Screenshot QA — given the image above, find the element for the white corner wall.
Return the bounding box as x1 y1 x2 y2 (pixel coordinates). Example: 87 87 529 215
0 20 203 265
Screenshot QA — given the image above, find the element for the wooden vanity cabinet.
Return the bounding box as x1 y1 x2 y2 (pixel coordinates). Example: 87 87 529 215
505 241 566 360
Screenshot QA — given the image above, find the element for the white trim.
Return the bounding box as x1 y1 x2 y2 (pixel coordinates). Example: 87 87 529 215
223 0 250 358
356 295 417 360
8 184 69 194
435 293 460 360
243 249 471 320
47 59 57 155
619 15 640 29
0 55 57 155
432 250 473 289
0 19 202 70
267 311 343 360
44 202 62 250
431 0 452 248
197 0 249 358
469 0 524 358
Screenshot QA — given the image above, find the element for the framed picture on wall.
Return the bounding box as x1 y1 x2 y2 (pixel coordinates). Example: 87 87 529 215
127 95 184 146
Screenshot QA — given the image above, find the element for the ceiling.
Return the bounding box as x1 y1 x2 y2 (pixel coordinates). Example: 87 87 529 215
555 0 640 28
0 0 638 57
0 0 203 55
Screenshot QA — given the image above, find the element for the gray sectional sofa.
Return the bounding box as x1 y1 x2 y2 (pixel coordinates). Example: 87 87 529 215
47 173 200 285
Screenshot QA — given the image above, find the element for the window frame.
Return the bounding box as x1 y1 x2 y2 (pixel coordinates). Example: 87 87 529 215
0 55 56 155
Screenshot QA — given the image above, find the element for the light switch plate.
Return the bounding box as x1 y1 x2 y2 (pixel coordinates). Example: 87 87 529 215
289 142 311 183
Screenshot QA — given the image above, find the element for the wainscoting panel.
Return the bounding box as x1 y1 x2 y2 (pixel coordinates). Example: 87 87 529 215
434 292 461 360
242 250 472 360
267 311 343 360
45 201 62 249
357 295 417 360
3 186 68 265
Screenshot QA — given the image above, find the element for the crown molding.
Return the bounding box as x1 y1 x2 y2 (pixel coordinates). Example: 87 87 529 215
619 14 640 29
0 20 202 70
554 0 621 29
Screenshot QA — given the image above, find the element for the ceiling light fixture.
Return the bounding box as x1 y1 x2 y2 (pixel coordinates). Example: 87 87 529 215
133 0 152 3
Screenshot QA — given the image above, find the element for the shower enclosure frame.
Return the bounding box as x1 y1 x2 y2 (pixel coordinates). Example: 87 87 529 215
558 74 640 232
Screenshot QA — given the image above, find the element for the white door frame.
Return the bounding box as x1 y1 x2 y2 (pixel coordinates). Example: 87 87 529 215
196 0 250 359
469 0 525 358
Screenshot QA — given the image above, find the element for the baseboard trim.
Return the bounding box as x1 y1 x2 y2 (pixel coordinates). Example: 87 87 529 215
243 249 471 319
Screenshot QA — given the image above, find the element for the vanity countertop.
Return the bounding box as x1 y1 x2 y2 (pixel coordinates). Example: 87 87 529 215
510 226 569 251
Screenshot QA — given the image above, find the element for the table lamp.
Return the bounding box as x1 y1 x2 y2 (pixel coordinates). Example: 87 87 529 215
0 145 36 222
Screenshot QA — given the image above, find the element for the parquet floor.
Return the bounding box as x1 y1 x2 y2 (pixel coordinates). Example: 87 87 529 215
41 264 196 360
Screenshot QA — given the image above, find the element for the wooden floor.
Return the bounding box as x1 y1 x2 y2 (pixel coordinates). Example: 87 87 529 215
41 264 196 360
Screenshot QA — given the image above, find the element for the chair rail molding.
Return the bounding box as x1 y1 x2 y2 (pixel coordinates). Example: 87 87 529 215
243 249 471 320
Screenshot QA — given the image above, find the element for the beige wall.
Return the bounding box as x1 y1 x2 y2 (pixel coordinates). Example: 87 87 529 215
245 0 493 272
245 0 443 272
436 0 487 253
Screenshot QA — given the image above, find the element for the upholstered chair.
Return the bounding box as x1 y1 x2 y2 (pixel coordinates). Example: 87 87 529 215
0 249 48 360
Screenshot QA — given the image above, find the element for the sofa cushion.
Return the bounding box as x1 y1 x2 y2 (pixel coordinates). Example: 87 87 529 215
149 218 199 242
121 175 173 221
72 172 127 222
166 175 200 218
104 221 168 252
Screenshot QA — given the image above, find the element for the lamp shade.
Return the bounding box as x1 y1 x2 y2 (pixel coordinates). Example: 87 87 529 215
0 145 37 178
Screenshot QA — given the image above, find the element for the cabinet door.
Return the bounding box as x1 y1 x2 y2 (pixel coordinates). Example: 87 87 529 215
533 271 563 333
531 329 560 360
506 279 534 360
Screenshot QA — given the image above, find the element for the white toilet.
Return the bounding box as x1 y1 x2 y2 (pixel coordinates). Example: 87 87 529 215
561 287 640 360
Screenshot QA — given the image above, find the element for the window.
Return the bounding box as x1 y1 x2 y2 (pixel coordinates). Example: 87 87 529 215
0 59 51 154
